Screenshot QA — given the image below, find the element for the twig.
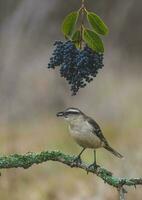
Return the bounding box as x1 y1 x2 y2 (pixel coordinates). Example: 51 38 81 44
79 0 85 49
0 150 141 193
118 187 126 200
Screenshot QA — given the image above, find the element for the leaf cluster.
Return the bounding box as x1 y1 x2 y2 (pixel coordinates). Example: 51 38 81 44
62 8 109 53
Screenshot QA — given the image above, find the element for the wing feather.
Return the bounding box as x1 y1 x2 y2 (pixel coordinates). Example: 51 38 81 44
86 116 108 145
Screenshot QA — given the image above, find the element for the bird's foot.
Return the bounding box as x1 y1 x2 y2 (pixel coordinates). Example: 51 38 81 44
87 162 98 174
71 156 82 167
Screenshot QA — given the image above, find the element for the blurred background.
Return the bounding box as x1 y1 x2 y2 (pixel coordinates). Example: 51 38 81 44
0 0 142 199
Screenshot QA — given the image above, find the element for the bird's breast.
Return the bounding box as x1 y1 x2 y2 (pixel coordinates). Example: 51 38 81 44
69 121 102 149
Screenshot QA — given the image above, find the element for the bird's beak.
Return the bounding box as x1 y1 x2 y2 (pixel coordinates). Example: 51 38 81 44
56 111 64 117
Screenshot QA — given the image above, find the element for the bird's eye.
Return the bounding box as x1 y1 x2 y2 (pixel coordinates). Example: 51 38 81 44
64 113 68 118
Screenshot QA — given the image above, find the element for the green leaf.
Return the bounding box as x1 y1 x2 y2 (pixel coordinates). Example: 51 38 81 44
72 30 81 41
72 30 81 47
62 11 79 37
83 29 104 52
87 12 109 35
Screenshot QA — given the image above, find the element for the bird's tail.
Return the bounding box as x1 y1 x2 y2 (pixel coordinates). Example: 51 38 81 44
104 145 123 159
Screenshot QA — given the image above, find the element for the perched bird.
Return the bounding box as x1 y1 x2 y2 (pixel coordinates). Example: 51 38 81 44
57 107 123 168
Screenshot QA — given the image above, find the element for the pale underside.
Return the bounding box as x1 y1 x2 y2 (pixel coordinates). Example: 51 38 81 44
69 121 104 149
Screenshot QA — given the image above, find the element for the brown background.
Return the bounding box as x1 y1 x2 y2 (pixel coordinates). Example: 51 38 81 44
0 0 142 199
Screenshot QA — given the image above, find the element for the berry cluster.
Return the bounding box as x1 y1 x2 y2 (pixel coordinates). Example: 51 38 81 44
48 41 104 95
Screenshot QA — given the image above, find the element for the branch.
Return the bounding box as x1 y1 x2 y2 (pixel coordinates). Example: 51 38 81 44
118 187 126 200
0 150 141 192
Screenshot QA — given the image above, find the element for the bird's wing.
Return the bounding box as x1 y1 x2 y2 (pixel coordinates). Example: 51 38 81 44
86 116 108 145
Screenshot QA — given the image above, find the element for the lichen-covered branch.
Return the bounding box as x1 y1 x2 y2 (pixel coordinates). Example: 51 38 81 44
0 150 142 192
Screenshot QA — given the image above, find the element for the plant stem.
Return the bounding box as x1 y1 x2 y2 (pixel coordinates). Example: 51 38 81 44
80 0 85 49
118 188 126 200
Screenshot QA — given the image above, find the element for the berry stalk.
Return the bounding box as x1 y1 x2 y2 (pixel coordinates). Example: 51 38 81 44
80 0 85 49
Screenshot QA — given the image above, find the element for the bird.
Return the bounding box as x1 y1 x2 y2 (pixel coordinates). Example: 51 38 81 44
57 107 123 168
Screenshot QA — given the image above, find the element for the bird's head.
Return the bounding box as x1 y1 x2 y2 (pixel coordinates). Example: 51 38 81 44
56 107 84 123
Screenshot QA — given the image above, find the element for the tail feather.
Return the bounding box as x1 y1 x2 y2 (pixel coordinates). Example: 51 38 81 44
104 145 123 159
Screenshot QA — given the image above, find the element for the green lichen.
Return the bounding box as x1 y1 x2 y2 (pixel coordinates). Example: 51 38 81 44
0 150 141 190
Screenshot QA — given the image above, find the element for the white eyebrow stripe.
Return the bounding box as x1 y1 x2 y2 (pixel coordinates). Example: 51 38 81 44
66 109 80 113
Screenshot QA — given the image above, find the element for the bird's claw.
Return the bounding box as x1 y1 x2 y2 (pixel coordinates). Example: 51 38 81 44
87 162 98 174
73 156 82 165
71 156 82 167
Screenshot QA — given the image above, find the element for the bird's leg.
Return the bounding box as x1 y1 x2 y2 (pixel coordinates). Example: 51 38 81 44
73 148 86 165
94 149 96 165
87 150 98 172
